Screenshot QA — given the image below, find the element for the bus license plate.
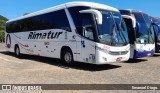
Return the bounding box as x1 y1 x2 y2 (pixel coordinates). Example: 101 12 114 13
116 57 122 62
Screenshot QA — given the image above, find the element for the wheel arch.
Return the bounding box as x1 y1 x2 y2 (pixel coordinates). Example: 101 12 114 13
14 44 19 52
60 46 74 61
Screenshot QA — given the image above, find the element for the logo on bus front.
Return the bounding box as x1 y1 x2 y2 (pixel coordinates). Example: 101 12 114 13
6 34 11 48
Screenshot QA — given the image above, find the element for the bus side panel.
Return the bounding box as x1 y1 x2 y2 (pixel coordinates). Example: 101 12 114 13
5 33 22 53
16 29 78 60
20 30 62 58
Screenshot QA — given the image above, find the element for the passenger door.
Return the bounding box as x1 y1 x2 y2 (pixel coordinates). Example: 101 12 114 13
123 17 136 58
78 17 96 63
67 7 96 63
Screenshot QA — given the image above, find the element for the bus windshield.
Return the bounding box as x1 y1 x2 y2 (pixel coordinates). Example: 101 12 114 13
97 10 129 46
143 13 155 44
133 12 154 44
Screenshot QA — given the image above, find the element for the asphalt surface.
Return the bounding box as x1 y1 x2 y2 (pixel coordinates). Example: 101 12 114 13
0 43 160 93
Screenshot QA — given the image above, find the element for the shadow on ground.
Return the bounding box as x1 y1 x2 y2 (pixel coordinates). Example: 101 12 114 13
0 51 121 72
152 53 160 57
123 58 148 63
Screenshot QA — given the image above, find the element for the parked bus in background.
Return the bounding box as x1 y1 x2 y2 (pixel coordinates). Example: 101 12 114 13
119 9 155 59
5 2 131 65
150 17 160 53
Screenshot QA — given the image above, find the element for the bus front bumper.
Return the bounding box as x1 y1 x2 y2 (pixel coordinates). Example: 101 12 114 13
133 50 155 59
95 51 130 64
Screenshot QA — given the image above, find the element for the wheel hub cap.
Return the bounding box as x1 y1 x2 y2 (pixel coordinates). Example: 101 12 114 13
64 52 72 62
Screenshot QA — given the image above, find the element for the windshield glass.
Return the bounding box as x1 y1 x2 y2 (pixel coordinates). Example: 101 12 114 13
113 12 129 44
133 12 154 44
97 10 129 46
143 13 155 44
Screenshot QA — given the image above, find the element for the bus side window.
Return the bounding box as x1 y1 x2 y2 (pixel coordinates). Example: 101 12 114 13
82 18 94 40
68 6 95 41
7 9 71 32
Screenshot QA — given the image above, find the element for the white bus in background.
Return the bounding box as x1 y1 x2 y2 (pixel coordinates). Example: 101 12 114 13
120 9 155 59
5 2 131 65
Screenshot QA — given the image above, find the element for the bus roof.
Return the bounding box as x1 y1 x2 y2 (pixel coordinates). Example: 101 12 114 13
119 9 144 13
7 1 119 23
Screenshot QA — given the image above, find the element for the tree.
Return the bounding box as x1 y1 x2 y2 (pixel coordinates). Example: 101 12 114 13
0 31 5 42
0 15 8 42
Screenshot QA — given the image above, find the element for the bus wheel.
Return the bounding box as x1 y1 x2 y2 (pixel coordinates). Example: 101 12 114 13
15 45 21 57
61 49 74 65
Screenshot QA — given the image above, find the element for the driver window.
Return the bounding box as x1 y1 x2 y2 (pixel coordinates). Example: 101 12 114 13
82 18 94 40
75 13 95 40
68 6 95 40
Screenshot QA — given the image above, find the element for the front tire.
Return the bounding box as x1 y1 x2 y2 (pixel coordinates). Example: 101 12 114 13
61 49 74 65
15 45 21 57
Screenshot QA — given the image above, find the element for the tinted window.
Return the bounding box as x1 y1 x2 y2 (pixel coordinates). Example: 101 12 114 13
68 6 95 40
120 10 131 15
123 18 136 44
6 9 70 33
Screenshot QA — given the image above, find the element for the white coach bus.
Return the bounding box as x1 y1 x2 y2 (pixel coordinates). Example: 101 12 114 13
5 2 131 65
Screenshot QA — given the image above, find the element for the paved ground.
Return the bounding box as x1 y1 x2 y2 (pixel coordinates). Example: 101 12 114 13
0 43 160 93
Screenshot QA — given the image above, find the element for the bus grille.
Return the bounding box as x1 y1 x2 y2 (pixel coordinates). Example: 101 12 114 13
109 51 129 55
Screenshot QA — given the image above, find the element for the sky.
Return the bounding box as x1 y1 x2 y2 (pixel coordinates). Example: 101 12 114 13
0 0 159 20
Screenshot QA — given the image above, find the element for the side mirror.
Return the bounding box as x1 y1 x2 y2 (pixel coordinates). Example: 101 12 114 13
79 9 102 24
152 22 160 33
152 23 160 41
136 22 141 33
122 15 136 28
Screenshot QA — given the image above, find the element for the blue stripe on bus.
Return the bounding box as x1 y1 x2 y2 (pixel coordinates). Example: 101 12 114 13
133 50 155 59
